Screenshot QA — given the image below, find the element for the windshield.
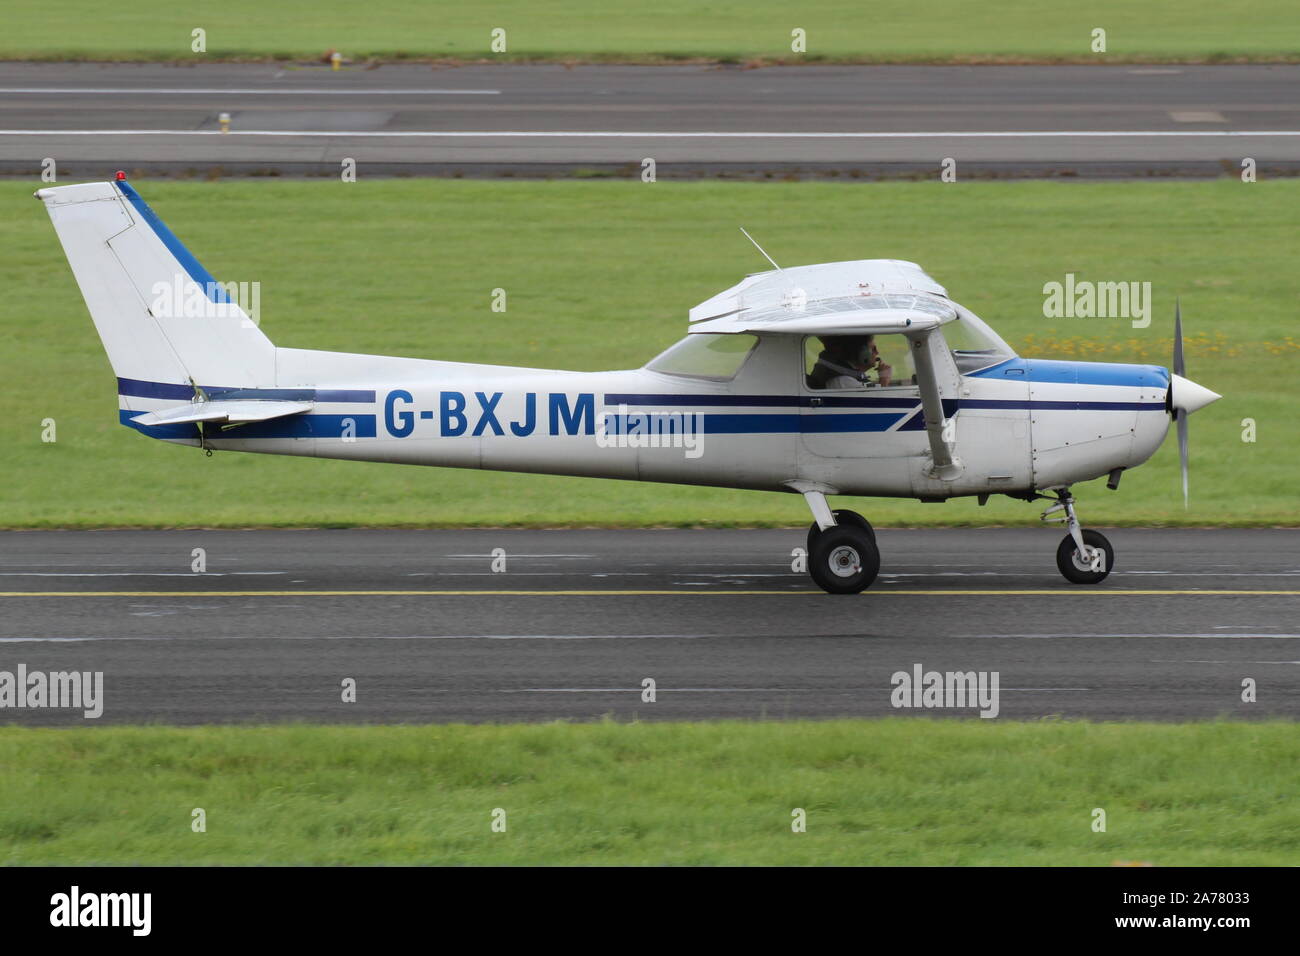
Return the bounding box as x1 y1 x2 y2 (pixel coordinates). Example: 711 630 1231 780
646 333 758 379
945 313 1016 373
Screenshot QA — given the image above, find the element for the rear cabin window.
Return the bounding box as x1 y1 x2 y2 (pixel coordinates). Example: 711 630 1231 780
646 334 758 380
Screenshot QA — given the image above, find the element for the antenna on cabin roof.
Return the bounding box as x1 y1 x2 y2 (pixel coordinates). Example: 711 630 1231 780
738 226 783 273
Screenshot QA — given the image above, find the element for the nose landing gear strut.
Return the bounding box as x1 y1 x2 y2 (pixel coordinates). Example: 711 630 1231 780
1040 488 1114 584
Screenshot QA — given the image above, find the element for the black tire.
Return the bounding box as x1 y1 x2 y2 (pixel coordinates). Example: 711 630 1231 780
809 525 881 594
807 510 876 554
1055 529 1114 584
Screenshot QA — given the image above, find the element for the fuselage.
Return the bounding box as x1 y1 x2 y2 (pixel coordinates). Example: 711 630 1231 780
117 335 1172 500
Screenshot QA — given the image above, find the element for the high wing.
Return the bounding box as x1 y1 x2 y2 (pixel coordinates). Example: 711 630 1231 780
688 258 953 334
689 258 962 478
131 399 314 427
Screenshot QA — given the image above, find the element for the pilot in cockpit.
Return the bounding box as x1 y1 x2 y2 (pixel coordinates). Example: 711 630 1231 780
807 335 893 389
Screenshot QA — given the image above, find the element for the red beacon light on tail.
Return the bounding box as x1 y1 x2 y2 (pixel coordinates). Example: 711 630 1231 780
115 170 127 181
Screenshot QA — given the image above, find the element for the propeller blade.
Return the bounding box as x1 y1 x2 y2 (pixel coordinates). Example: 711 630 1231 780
1173 298 1188 507
1173 297 1185 378
1177 408 1189 509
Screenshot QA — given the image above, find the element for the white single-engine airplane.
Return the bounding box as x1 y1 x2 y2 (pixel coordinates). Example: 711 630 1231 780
38 175 1221 593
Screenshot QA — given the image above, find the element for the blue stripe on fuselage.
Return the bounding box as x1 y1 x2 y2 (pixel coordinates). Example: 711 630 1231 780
602 412 906 434
961 399 1162 411
608 392 920 409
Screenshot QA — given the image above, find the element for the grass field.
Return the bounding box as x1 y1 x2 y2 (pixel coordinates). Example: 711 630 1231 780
1 720 1295 865
4 177 1296 528
1 1 1298 63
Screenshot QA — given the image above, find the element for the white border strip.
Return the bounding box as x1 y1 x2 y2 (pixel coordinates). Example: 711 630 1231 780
0 87 501 95
2 129 1299 138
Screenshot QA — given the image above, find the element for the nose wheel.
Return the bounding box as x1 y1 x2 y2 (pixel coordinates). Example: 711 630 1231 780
1041 490 1115 584
1055 529 1114 584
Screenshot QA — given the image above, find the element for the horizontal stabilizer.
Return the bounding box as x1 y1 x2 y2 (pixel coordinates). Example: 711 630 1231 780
131 400 314 427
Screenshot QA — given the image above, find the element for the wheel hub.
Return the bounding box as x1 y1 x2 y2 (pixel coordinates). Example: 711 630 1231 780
828 545 861 578
1071 546 1099 572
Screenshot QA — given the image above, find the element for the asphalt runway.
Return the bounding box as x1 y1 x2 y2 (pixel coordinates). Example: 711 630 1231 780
2 62 1299 177
1 528 1296 724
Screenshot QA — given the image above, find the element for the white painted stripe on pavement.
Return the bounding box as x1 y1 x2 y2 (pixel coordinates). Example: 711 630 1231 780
2 129 1299 138
0 88 500 95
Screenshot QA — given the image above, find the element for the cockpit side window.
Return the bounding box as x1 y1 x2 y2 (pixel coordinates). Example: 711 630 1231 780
804 334 915 390
646 333 758 380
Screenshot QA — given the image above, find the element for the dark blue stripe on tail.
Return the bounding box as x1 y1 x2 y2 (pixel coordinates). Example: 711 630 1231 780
116 378 375 403
116 180 229 304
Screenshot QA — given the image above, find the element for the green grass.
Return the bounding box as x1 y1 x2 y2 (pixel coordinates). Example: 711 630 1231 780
1 1 1297 62
1 721 1295 865
4 177 1296 528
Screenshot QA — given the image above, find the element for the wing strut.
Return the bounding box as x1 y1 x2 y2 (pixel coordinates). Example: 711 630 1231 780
909 329 962 480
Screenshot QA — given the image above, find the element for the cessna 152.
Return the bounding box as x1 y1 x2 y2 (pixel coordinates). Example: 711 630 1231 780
38 176 1221 593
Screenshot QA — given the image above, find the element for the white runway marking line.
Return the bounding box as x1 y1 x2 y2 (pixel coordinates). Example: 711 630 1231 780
404 572 642 577
10 628 1300 644
883 570 1300 578
499 687 809 693
443 554 595 558
1124 571 1300 576
4 569 1293 579
0 87 501 95
0 571 285 577
2 588 1299 596
0 633 710 643
1151 659 1300 664
967 633 1300 639
0 637 104 643
4 129 1300 138
497 686 1091 693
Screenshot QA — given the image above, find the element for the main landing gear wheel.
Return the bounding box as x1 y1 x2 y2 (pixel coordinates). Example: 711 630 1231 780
1056 529 1114 584
807 509 875 553
809 524 880 595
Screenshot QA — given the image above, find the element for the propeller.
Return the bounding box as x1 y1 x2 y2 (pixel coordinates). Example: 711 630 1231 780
1174 299 1189 508
1165 299 1222 508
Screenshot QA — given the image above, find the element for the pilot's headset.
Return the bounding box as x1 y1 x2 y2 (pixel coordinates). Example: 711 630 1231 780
842 336 874 367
